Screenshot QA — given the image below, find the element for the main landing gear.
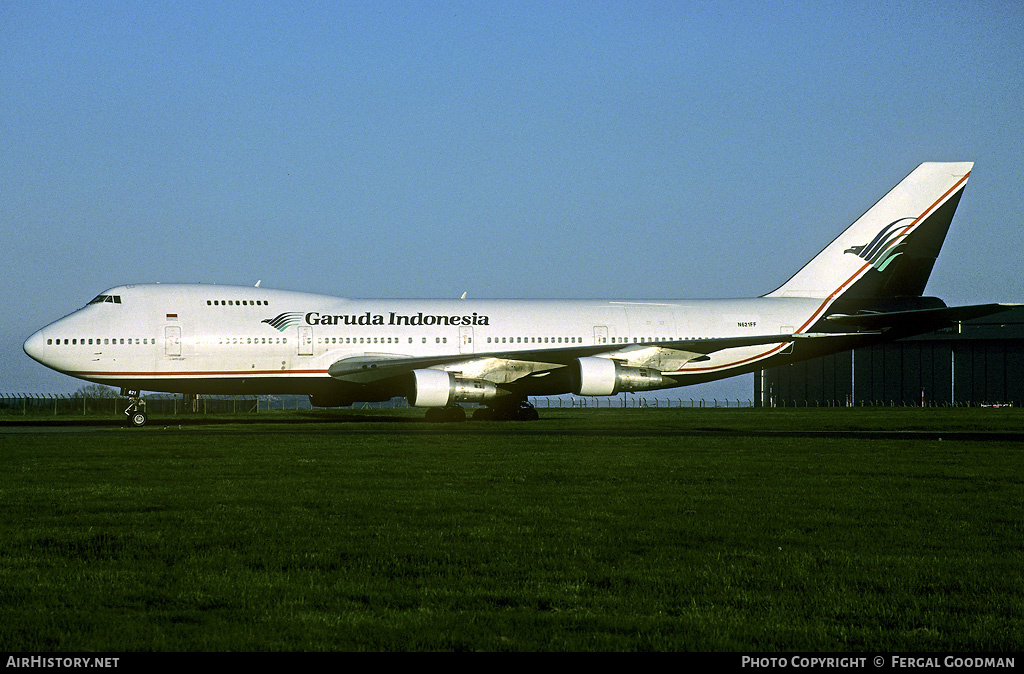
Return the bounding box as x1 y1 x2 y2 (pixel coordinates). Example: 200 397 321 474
121 389 148 427
424 406 467 423
422 400 540 423
471 400 539 422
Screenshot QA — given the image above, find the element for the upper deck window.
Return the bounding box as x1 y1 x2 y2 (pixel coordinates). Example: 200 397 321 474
87 295 122 305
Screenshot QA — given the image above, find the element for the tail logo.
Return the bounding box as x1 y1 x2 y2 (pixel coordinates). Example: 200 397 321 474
844 217 916 272
262 312 305 332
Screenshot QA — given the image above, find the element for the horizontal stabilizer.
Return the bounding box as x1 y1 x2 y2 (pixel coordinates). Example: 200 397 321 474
825 303 1018 330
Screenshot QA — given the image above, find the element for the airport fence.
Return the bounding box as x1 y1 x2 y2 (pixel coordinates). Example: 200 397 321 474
1 393 1011 418
0 393 757 417
759 398 1016 408
0 393 264 417
528 396 754 408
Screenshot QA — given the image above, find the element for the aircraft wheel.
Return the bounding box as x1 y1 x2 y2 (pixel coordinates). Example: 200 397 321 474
487 403 539 421
425 406 466 423
520 406 540 421
128 411 148 428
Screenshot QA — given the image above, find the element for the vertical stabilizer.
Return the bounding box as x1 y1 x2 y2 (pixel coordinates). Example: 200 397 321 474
765 162 972 302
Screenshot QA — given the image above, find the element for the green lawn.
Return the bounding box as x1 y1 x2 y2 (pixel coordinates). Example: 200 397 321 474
1 408 1021 651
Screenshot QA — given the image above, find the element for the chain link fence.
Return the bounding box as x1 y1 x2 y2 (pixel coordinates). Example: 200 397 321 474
5 393 1007 418
0 393 261 417
0 393 757 417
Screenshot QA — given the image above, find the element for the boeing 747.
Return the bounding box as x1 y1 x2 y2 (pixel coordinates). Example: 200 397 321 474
23 162 1012 424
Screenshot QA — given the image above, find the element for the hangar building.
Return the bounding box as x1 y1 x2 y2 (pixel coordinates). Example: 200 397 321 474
755 306 1024 407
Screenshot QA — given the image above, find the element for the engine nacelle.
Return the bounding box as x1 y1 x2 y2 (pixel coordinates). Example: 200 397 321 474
409 369 502 407
571 357 665 396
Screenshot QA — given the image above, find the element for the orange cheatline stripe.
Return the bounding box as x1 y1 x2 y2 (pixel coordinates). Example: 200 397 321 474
70 369 330 377
676 172 971 374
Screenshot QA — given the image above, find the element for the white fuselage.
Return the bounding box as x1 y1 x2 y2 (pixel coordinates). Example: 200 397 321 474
24 283 824 398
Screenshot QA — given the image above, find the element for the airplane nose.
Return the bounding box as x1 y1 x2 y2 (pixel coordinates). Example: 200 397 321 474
23 329 47 364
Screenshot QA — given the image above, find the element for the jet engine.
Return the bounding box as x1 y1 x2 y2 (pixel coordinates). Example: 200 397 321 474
571 357 665 396
409 369 503 407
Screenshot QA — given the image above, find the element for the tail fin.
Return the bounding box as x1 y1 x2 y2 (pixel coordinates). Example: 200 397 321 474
765 162 973 303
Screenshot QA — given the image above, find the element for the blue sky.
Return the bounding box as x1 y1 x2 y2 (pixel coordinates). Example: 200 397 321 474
3 1 1022 398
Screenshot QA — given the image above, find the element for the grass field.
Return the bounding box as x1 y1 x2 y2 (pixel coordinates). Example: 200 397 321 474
1 408 1021 651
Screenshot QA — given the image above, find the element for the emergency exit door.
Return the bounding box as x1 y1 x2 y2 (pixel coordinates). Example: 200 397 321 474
164 326 181 356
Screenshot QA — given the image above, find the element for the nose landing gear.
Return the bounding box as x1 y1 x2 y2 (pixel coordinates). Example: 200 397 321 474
121 389 148 427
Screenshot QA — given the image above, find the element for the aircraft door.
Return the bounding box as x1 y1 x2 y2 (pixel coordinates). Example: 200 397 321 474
593 325 609 345
780 325 794 355
459 326 474 354
164 326 181 357
298 326 313 356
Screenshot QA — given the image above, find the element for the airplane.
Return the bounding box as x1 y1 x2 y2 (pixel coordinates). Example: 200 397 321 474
23 162 1014 425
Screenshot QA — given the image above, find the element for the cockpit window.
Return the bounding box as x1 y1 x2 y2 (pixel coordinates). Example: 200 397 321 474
87 295 122 305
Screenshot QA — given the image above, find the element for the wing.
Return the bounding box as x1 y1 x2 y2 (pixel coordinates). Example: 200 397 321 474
326 332 865 385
